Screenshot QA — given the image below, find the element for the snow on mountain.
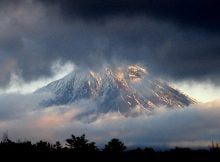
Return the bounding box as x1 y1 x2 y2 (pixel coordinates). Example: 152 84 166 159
36 65 196 116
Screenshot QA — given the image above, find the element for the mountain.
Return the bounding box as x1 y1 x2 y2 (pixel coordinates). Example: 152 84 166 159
36 65 196 116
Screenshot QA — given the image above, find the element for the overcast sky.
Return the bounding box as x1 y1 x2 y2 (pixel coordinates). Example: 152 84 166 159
0 0 220 84
0 0 220 146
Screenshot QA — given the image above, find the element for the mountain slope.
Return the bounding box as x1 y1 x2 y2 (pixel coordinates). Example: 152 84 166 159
36 65 196 115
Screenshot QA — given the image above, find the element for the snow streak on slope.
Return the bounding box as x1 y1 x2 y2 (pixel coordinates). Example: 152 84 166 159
36 65 196 116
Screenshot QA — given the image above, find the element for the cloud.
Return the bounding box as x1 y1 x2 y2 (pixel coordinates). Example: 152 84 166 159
41 0 220 32
0 86 220 149
172 80 220 102
0 60 74 94
0 0 219 87
0 1 219 149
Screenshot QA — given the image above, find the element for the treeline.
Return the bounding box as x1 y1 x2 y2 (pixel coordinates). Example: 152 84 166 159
0 133 220 161
0 134 127 153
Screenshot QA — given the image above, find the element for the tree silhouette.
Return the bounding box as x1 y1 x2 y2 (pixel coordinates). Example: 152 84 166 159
65 134 98 152
144 147 155 154
1 130 13 144
104 138 126 153
53 141 62 150
35 140 52 152
0 132 219 161
2 131 9 143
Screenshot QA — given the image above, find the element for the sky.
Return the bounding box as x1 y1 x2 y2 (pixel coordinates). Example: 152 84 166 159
0 0 220 101
0 0 220 147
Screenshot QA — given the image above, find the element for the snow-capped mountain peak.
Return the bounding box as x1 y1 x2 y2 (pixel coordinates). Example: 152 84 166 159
36 64 196 116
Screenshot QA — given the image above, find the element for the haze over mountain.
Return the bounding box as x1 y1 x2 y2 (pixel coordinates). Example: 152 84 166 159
36 65 196 116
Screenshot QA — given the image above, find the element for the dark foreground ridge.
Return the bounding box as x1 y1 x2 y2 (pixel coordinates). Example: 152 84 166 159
0 133 220 162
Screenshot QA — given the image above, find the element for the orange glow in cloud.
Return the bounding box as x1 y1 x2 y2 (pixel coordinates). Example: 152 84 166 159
35 107 80 128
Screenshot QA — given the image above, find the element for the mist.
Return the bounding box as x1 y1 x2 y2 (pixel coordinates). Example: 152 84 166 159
0 86 220 148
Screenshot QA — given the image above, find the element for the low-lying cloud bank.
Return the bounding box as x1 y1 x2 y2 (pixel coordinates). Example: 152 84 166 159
0 90 219 149
0 61 219 148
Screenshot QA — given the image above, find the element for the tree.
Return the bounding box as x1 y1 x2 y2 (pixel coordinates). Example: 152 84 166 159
65 134 98 152
104 138 126 153
143 147 155 154
2 131 12 143
53 141 62 150
35 140 52 152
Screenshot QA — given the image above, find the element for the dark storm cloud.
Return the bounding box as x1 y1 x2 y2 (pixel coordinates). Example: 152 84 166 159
42 0 220 32
0 0 220 87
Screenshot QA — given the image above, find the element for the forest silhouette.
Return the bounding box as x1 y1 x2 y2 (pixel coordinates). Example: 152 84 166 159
0 132 220 161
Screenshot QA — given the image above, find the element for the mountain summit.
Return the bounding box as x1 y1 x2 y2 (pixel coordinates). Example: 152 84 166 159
36 65 196 116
